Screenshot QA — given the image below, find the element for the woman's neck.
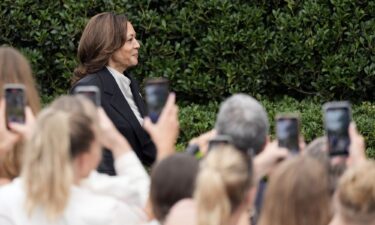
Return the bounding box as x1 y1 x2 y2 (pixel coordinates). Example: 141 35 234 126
72 159 85 186
229 204 250 225
0 178 11 186
107 61 127 74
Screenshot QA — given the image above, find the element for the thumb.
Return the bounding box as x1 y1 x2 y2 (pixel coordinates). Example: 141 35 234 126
277 147 289 159
348 122 358 138
25 106 35 125
143 117 153 134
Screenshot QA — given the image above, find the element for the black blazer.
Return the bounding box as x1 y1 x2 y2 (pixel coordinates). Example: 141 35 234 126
71 67 156 175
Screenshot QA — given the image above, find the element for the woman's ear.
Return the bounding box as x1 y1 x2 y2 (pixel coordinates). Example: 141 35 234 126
73 152 93 180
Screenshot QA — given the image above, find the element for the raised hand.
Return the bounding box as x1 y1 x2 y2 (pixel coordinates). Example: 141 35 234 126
0 99 35 158
143 93 179 161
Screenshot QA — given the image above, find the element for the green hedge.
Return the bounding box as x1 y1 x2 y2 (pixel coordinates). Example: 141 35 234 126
178 97 375 158
1 1 374 156
1 0 375 102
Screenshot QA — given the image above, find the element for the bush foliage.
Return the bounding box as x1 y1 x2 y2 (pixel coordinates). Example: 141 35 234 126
1 0 375 101
179 97 375 158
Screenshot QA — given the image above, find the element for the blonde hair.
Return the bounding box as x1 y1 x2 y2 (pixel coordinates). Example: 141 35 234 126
49 95 98 122
258 156 331 225
0 46 41 180
22 106 95 220
335 160 375 225
194 145 253 225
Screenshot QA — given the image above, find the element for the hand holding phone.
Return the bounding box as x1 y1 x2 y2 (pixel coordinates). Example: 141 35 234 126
144 78 169 123
323 101 351 156
276 114 300 154
4 84 26 126
74 85 101 106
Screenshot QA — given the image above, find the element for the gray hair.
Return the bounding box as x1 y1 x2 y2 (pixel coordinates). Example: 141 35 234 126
215 94 269 155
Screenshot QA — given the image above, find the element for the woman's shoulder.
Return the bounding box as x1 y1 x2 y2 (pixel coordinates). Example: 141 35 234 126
68 186 147 224
164 198 197 225
0 178 24 199
73 72 101 86
70 70 105 94
0 178 27 223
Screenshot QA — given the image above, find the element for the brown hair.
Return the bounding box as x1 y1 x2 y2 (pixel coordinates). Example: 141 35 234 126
334 160 375 225
258 156 331 225
194 145 253 225
73 12 128 84
0 46 41 180
150 153 199 223
22 106 95 220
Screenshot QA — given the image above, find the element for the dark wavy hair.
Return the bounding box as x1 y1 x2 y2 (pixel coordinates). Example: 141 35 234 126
72 12 128 84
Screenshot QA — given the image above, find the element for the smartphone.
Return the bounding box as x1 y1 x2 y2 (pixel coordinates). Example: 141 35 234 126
74 86 101 106
207 135 233 152
276 114 300 154
323 101 351 156
144 78 169 123
4 84 26 126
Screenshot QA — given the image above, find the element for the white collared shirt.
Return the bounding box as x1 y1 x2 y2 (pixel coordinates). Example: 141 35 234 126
106 66 144 125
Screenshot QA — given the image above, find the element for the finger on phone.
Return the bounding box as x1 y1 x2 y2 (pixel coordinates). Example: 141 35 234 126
0 99 6 130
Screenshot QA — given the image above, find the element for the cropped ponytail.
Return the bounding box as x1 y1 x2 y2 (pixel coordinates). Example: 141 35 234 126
22 110 73 220
22 106 95 221
195 165 231 225
194 145 253 225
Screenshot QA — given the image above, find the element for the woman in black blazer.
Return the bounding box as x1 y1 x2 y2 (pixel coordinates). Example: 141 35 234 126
71 12 156 175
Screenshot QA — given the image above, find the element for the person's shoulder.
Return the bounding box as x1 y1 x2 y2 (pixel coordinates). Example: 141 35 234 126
74 72 101 86
70 71 103 94
69 187 146 224
164 198 197 225
0 178 25 218
0 178 23 199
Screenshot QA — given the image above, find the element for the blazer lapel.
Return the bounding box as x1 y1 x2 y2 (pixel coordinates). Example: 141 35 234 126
125 71 147 117
97 68 149 146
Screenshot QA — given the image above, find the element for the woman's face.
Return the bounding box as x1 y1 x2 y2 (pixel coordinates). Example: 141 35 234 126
110 22 140 72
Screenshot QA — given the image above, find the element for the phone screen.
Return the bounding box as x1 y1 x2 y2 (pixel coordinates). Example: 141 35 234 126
74 86 100 106
5 87 25 124
78 91 100 106
325 107 350 156
277 117 299 154
207 135 232 152
145 79 169 123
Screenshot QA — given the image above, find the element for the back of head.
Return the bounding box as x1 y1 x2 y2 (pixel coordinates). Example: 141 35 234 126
304 136 329 166
22 107 95 220
0 46 41 180
73 12 128 83
194 145 253 225
215 94 269 155
334 160 375 225
150 153 199 222
49 95 98 124
258 156 331 225
0 46 40 113
304 136 347 195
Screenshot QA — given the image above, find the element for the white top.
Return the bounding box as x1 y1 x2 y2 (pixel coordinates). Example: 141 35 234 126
106 66 144 125
0 151 150 225
146 220 161 225
80 151 150 207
